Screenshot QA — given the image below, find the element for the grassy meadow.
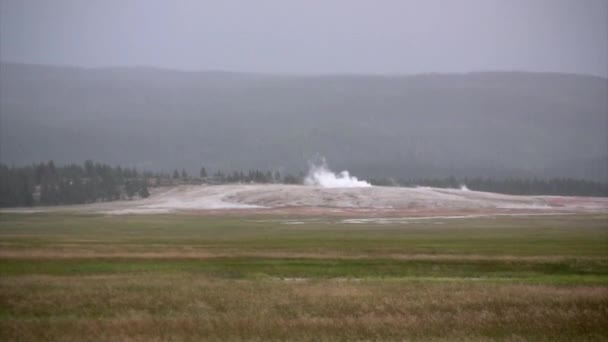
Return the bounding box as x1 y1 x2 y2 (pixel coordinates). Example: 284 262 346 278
0 212 607 341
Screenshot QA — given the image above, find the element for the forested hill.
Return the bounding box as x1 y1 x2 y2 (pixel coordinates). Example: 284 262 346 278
1 63 606 181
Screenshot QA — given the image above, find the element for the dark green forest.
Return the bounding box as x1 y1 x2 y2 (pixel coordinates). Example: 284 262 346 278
0 161 150 207
1 160 607 208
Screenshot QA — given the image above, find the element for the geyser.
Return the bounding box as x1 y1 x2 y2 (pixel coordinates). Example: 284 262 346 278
305 159 372 188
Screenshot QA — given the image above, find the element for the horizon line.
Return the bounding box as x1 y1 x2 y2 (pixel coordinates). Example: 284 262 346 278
2 60 606 79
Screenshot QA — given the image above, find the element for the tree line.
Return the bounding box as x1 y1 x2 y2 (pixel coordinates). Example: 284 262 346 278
0 161 307 207
1 160 606 207
0 161 150 207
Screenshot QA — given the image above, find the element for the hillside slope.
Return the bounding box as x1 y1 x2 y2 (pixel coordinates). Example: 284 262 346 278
1 63 606 180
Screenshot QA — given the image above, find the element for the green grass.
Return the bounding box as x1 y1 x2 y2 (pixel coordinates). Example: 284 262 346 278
1 213 607 255
1 213 607 283
0 212 607 340
1 258 607 285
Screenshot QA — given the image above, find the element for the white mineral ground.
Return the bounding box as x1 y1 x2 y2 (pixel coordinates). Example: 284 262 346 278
2 184 607 217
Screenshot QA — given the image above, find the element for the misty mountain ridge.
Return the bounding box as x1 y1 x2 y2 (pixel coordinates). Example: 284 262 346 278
1 62 606 181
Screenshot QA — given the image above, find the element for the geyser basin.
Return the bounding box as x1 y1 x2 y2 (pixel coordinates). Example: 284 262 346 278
81 184 608 215
2 183 607 215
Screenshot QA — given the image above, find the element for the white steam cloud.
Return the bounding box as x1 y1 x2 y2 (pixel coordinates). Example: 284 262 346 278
305 158 372 188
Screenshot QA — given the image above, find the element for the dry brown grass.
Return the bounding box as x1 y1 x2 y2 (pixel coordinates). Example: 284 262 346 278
1 274 607 341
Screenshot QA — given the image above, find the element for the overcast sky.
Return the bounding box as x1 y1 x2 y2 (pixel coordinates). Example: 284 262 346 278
1 0 607 76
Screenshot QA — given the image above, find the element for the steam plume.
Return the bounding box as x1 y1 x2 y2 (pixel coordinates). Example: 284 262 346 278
305 158 371 188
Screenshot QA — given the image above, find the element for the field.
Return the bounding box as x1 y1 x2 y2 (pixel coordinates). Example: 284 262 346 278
1 212 607 341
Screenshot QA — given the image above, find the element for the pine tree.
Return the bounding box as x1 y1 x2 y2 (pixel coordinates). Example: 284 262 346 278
125 181 136 199
274 171 281 183
138 181 150 198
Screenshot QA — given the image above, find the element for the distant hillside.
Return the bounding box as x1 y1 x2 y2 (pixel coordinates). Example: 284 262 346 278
1 63 606 181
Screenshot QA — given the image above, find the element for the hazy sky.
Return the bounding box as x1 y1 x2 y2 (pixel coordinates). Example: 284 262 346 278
1 0 607 76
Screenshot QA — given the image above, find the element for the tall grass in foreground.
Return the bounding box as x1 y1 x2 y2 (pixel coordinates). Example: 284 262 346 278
1 275 607 341
0 213 607 340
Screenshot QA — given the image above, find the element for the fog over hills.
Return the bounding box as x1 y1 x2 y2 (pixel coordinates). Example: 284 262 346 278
1 62 606 181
